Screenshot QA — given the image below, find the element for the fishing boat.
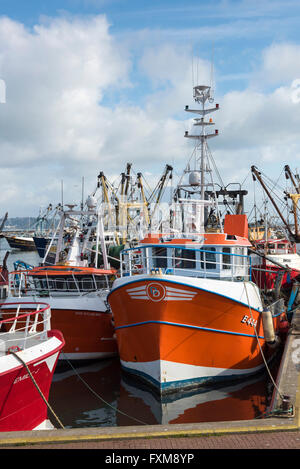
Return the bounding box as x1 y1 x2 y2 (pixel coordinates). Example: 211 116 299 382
4 234 35 250
107 84 284 394
6 198 118 362
0 301 64 431
251 237 300 292
4 205 61 253
248 167 300 294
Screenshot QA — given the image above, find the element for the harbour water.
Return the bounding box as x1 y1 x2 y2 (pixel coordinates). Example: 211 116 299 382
0 238 280 430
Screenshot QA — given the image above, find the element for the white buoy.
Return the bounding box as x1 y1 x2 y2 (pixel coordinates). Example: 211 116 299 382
262 308 279 347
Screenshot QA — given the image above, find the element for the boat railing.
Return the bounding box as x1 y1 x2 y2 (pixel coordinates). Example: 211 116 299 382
9 270 112 298
0 301 51 353
120 245 251 281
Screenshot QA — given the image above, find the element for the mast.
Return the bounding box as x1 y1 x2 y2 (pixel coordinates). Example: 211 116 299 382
184 85 219 198
284 165 300 194
174 84 220 234
185 86 219 199
251 165 298 241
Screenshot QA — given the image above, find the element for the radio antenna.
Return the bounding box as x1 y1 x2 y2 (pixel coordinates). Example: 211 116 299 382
209 42 215 102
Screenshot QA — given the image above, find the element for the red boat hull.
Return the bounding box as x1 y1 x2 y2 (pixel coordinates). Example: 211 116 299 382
0 330 64 431
251 264 299 291
50 308 118 360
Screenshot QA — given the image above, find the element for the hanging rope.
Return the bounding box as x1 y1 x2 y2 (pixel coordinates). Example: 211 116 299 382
62 352 148 426
10 350 65 429
243 282 284 401
243 283 295 419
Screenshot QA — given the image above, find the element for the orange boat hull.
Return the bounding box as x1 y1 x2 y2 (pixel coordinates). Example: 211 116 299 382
50 308 118 360
2 300 118 361
108 276 279 393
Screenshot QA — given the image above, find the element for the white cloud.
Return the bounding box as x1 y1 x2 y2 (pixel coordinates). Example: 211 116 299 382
0 15 200 216
259 43 300 86
0 15 131 176
1 10 300 222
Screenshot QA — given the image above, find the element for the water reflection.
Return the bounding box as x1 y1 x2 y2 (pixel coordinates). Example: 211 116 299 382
49 359 122 428
48 357 278 429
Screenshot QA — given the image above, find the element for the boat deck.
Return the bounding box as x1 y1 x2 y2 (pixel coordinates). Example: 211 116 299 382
0 331 48 356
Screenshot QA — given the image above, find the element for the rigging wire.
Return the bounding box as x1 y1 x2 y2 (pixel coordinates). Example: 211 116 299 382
243 283 284 402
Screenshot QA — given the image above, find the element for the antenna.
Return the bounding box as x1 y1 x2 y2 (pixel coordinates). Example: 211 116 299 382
61 180 64 208
192 48 194 89
81 176 84 210
209 42 215 102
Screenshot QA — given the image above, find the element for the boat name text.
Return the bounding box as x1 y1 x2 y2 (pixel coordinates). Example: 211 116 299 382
241 315 257 327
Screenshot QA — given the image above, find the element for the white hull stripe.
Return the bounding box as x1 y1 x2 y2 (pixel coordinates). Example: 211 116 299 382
121 359 266 387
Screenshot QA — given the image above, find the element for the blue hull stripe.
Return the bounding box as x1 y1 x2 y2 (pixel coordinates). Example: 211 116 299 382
115 319 264 339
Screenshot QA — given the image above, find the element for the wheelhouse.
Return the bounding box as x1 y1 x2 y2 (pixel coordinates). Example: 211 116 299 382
121 239 251 281
10 265 117 297
254 238 296 255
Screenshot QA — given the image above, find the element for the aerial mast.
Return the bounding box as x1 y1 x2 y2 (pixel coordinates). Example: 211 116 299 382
184 85 219 200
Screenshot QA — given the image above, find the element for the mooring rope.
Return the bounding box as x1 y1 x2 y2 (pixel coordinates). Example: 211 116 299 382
62 352 148 426
10 350 65 429
243 282 284 401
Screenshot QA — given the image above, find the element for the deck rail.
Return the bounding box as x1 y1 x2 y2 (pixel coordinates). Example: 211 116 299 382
120 244 252 281
0 301 51 352
9 270 113 298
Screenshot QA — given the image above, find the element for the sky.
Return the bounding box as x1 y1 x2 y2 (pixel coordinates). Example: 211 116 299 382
1 0 300 219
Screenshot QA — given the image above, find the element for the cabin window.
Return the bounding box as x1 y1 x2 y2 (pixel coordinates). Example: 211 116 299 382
268 244 275 250
67 278 77 291
34 278 48 290
33 279 42 290
81 277 94 290
152 247 168 268
55 278 66 290
174 249 196 269
95 277 108 289
222 247 231 270
277 244 286 250
205 248 216 269
199 247 216 269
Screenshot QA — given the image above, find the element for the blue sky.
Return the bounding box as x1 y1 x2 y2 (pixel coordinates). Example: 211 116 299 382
0 0 300 218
